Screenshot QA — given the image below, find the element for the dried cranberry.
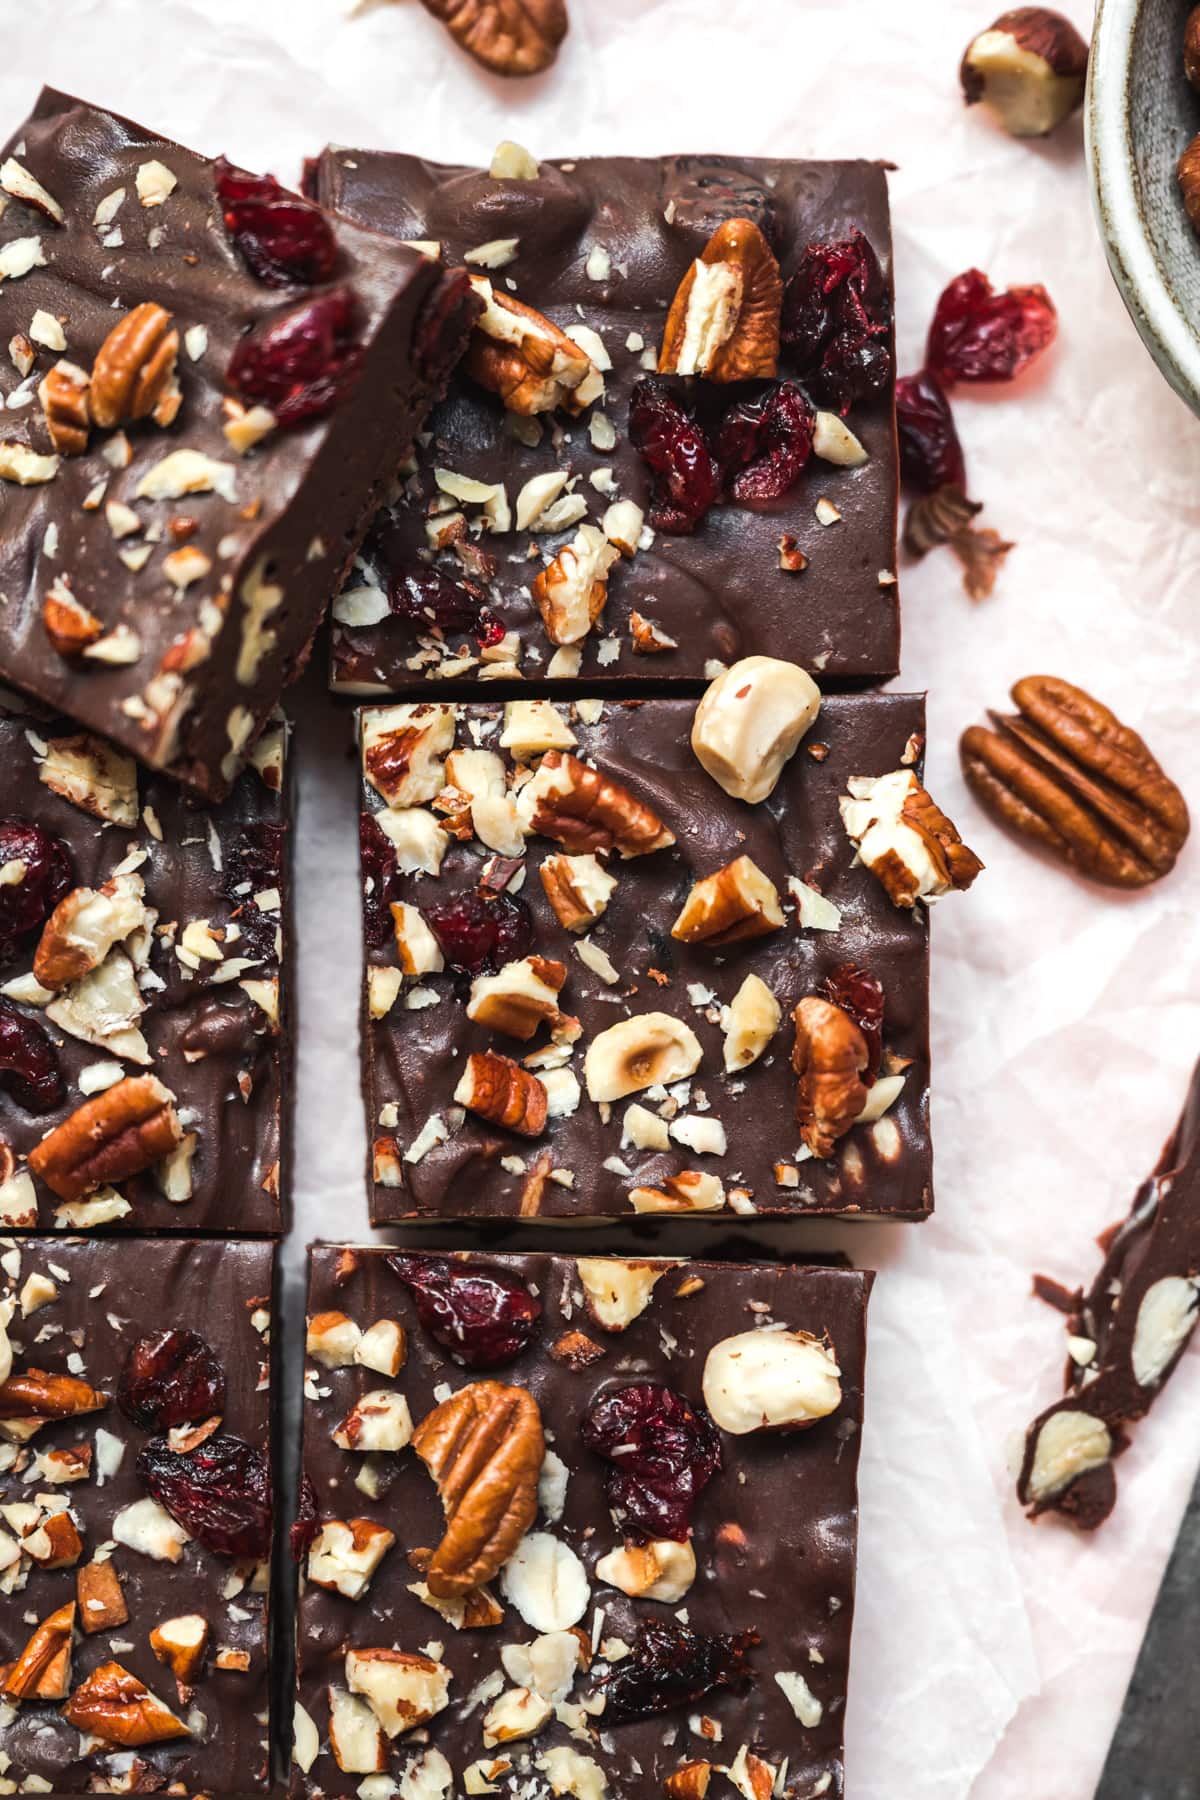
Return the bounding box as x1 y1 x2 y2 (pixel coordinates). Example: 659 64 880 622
0 999 65 1114
412 268 480 387
716 381 815 504
782 229 892 412
136 1433 272 1560
223 823 284 961
389 566 501 648
360 812 400 951
387 1253 540 1368
424 888 533 975
895 369 966 493
628 379 721 534
823 963 884 1086
581 1382 721 1543
926 269 1057 385
290 1472 320 1562
215 157 337 289
599 1620 758 1724
0 819 73 964
118 1331 226 1432
228 286 362 429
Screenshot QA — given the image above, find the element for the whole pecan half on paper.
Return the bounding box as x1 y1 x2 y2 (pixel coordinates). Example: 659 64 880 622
960 675 1189 887
420 0 567 75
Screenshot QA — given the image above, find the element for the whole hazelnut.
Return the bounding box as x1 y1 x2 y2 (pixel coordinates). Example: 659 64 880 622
960 8 1089 138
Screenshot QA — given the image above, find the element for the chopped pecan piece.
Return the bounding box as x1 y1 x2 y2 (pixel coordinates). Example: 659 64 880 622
63 1661 190 1746
539 851 617 932
90 303 180 430
530 524 619 646
464 279 599 414
791 996 869 1158
516 751 674 858
3 1602 75 1701
77 1560 130 1634
27 1073 183 1203
0 1367 106 1419
659 218 782 382
960 675 1189 888
840 768 982 907
39 362 91 455
665 1762 713 1798
454 1052 548 1137
411 1381 544 1596
42 580 103 657
671 855 785 945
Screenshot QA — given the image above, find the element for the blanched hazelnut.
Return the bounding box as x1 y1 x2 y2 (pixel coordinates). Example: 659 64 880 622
702 1328 842 1434
576 1258 664 1331
691 657 821 803
583 1012 702 1103
722 973 781 1073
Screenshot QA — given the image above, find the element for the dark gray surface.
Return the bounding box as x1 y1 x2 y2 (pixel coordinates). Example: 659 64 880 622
1097 1457 1200 1798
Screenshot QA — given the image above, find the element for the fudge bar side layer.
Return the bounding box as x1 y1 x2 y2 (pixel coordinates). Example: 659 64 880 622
294 1247 871 1799
0 1237 276 1792
0 704 289 1233
0 90 468 799
362 692 931 1221
316 148 899 691
1018 1056 1200 1528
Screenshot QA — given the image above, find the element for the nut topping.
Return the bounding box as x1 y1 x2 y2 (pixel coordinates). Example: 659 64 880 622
584 1012 703 1104
465 279 600 415
539 852 617 932
41 579 103 657
39 362 91 455
345 1646 453 1738
0 1366 106 1421
63 1660 190 1745
691 657 821 804
411 1380 544 1596
419 0 568 77
90 303 181 430
149 1613 210 1685
467 956 568 1040
3 1601 75 1700
454 1052 549 1136
530 524 620 646
516 752 674 858
840 768 983 907
671 856 784 945
702 1328 842 1434
960 675 1188 887
791 996 869 1159
77 1560 129 1634
363 704 455 810
722 973 782 1074
27 1072 183 1202
659 218 782 383
961 8 1089 137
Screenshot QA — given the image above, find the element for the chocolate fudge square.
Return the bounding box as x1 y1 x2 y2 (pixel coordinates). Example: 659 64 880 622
315 146 899 692
0 89 477 800
0 701 289 1233
360 681 937 1223
293 1245 872 1800
0 1236 276 1792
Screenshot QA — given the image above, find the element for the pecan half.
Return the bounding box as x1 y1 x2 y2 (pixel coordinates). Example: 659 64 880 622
63 1661 190 1746
412 1381 544 1596
464 280 600 415
454 1052 548 1137
516 751 674 857
39 363 91 455
960 675 1189 888
27 1073 183 1202
420 0 567 75
90 304 180 431
659 218 782 383
3 1602 75 1701
792 996 869 1158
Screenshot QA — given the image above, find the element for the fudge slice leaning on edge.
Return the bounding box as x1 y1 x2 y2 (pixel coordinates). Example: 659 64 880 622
0 699 290 1233
0 89 479 799
312 143 900 692
359 662 981 1223
0 1237 276 1791
292 1245 872 1800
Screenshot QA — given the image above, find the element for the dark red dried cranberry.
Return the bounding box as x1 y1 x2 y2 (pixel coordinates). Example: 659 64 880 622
895 369 966 493
716 381 815 504
136 1433 272 1560
118 1331 226 1432
360 812 401 949
424 888 533 975
413 269 480 387
228 287 362 429
389 566 501 648
360 812 400 951
782 229 892 412
223 823 284 961
215 157 336 289
599 1619 758 1723
823 963 884 1086
628 379 721 534
926 269 1057 386
0 819 73 964
387 1254 540 1369
290 1472 320 1562
581 1382 721 1543
0 999 65 1114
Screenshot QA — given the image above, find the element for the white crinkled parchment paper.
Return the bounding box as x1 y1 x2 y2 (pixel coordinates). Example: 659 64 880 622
6 1 1200 1792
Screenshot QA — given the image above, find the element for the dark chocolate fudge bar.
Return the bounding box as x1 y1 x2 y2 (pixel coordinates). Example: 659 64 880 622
293 1245 871 1800
315 145 899 692
0 1236 275 1792
1017 1056 1200 1529
360 671 979 1222
0 90 476 800
0 701 289 1232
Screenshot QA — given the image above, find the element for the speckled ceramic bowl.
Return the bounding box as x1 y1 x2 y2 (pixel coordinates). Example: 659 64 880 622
1088 0 1200 411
